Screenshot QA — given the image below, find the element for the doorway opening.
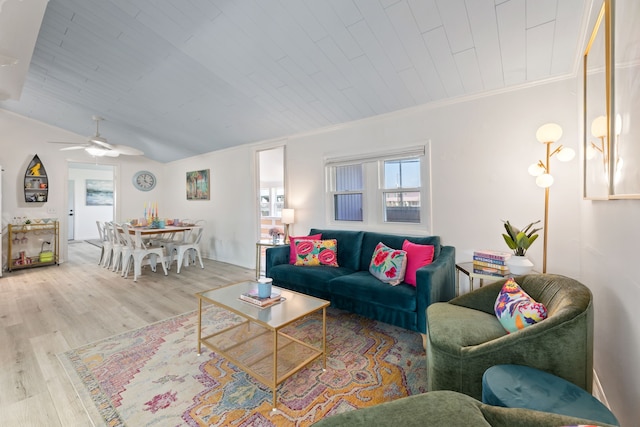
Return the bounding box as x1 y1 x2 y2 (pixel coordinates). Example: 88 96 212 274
67 162 116 244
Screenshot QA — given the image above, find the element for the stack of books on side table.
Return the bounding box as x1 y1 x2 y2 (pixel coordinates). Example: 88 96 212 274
239 289 285 308
473 250 512 277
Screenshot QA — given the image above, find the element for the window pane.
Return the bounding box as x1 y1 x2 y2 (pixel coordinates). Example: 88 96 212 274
334 194 363 221
384 191 420 223
384 159 420 189
335 164 363 191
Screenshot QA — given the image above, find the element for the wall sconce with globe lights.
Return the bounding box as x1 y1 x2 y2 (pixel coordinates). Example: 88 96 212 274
527 123 575 273
586 115 622 178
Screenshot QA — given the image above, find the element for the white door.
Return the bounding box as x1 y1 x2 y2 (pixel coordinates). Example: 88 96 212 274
68 180 75 240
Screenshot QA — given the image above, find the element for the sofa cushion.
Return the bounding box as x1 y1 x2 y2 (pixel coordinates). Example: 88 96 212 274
289 233 322 263
369 242 407 285
294 239 339 267
309 229 364 271
494 278 548 333
328 271 417 312
268 263 355 299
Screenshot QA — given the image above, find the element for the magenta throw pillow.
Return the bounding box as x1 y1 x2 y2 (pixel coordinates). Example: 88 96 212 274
289 233 322 264
402 240 435 286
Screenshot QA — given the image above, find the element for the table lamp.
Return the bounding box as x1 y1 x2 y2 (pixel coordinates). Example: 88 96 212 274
281 208 295 244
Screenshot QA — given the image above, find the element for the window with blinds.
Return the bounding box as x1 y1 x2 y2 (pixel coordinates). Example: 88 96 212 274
325 144 430 230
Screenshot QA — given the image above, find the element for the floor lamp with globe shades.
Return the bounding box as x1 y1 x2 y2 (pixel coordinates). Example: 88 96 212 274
527 123 576 273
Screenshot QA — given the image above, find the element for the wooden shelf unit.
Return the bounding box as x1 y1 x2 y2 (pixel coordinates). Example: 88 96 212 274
24 154 49 203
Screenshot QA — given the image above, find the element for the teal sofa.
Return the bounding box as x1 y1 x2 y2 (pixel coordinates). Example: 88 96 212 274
265 228 455 334
311 390 617 427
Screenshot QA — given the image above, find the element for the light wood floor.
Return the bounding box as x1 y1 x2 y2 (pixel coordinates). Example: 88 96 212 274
0 241 254 426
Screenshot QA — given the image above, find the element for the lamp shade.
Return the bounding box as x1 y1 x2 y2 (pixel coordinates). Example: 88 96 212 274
281 208 295 225
536 173 554 188
536 123 563 143
557 147 576 162
591 116 607 138
528 163 545 176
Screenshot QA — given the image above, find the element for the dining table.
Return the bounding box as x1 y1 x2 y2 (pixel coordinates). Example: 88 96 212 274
126 224 196 246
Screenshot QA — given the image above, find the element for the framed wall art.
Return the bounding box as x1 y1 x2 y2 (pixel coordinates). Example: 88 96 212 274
610 0 640 198
86 179 114 206
583 0 611 200
186 169 210 200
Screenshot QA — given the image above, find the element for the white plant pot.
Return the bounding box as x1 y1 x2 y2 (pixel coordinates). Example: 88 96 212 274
506 255 534 275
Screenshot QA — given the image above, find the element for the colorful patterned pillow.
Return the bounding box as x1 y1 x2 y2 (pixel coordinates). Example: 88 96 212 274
369 242 407 285
289 233 322 264
294 239 339 267
494 278 548 333
402 240 435 286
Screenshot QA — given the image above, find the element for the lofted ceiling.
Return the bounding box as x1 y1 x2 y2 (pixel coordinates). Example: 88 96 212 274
0 0 592 163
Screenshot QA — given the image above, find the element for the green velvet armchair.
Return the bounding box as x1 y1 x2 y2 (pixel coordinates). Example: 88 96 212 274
311 390 615 427
426 274 594 400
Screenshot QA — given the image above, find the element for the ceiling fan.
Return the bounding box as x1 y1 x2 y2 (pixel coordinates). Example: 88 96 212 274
50 116 144 157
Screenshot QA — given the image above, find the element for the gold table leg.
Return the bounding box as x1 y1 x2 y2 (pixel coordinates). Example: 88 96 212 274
197 298 202 356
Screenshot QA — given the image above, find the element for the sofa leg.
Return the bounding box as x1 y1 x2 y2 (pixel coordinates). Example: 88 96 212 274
421 333 427 350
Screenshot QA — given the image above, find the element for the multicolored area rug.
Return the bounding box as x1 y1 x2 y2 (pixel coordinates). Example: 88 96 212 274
59 306 426 426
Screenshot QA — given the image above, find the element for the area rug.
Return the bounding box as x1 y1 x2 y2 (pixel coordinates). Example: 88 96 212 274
59 306 426 426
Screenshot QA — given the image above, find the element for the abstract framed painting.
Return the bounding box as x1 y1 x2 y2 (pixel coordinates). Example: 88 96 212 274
86 179 114 206
186 169 210 200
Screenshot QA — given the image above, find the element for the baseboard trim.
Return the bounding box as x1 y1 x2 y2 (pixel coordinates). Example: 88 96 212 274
592 369 611 408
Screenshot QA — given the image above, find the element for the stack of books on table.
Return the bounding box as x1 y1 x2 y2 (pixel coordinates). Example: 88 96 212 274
473 250 511 277
239 289 284 308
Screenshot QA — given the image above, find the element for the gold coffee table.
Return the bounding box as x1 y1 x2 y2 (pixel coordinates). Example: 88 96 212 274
196 281 330 409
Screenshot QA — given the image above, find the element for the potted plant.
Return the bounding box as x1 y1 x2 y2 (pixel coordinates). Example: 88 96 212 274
501 220 542 274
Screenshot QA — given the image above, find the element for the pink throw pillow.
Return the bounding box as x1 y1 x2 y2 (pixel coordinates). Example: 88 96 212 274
289 233 322 264
402 240 435 286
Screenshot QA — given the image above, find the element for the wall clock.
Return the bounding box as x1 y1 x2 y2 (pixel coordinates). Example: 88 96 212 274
132 170 157 191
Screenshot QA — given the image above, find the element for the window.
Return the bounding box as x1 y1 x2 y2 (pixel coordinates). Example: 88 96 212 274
382 159 421 223
326 145 430 230
333 164 363 221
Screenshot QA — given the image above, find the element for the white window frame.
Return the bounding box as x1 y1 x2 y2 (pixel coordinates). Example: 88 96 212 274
325 143 432 234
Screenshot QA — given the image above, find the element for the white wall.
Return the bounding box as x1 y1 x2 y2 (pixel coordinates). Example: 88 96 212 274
1 74 637 424
0 109 162 265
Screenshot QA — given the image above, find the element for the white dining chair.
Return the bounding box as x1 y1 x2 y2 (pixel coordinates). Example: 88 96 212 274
109 222 127 273
99 221 115 268
169 220 205 273
121 223 168 282
96 220 110 266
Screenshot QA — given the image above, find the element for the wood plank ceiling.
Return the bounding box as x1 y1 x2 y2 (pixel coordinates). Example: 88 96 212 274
0 0 590 162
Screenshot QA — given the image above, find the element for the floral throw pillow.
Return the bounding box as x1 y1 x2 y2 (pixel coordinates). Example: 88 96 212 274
494 278 548 333
289 233 322 264
369 242 407 285
294 239 339 267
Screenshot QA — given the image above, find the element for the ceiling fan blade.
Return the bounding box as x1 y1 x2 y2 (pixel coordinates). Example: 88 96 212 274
49 141 88 145
90 135 113 149
101 150 120 157
59 146 87 151
112 144 144 156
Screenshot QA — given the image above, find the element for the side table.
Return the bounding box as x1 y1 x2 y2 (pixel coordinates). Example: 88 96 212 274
455 261 511 295
255 239 287 279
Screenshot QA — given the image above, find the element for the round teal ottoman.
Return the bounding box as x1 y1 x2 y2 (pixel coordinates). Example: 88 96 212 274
482 364 619 426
